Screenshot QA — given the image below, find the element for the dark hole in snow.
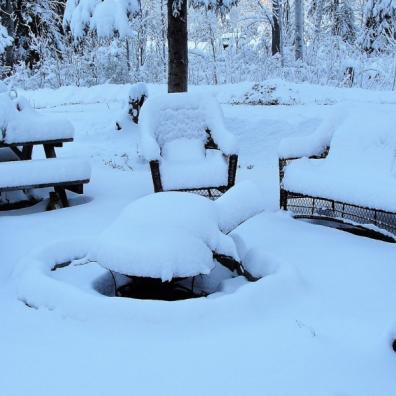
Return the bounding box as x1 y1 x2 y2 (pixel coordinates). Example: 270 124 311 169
392 339 396 353
115 276 208 301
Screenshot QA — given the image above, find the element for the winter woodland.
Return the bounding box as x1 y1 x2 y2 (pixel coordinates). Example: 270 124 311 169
0 0 395 90
1 2 396 396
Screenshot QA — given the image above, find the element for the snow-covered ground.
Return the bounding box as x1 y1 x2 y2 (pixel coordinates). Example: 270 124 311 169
1 81 396 396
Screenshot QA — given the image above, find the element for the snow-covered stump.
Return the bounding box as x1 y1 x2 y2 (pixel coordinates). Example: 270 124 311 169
139 92 239 198
115 83 148 130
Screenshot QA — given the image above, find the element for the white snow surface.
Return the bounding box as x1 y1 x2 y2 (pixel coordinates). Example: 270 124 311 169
278 103 348 159
2 81 396 396
88 192 239 279
215 180 267 233
0 158 91 188
160 148 229 190
0 93 74 144
139 92 238 161
283 104 396 211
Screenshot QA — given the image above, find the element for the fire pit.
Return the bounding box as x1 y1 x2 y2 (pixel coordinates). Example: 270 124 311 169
88 189 261 300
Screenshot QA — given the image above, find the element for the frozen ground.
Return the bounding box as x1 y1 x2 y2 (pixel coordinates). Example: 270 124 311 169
1 81 396 396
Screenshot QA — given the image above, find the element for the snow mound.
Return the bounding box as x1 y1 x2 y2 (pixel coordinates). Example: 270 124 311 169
139 92 238 161
15 237 298 322
229 80 300 106
283 105 396 211
129 82 148 101
90 225 215 281
88 192 239 280
215 180 266 233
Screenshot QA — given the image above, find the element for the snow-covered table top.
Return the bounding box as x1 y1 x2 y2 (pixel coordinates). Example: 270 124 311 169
283 107 396 212
89 182 265 281
0 95 74 145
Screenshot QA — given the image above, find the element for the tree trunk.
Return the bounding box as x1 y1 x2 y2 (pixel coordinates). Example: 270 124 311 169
167 0 188 93
272 0 281 55
1 0 15 73
294 0 304 61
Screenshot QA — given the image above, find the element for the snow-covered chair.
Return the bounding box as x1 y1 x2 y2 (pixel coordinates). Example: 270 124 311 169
115 82 148 130
278 105 348 192
139 92 238 199
279 106 396 238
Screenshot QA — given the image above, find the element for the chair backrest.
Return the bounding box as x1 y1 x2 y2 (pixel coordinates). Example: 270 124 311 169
139 92 238 162
327 105 396 176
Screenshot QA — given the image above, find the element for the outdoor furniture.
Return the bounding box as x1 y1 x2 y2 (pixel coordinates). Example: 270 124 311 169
279 106 396 238
139 92 238 199
0 93 91 210
89 188 262 298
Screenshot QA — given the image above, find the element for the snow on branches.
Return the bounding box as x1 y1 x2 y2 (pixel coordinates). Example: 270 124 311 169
64 0 238 38
64 0 140 38
0 24 12 54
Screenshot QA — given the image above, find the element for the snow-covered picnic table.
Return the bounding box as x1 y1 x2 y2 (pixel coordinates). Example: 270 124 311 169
0 92 90 210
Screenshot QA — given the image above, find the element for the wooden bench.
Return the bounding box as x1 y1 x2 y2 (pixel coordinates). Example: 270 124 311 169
0 158 91 210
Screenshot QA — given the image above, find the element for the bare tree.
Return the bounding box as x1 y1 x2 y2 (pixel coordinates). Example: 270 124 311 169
167 0 188 93
272 0 281 55
295 0 304 60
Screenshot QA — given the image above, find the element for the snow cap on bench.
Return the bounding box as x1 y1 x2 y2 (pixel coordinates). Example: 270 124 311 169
139 92 238 161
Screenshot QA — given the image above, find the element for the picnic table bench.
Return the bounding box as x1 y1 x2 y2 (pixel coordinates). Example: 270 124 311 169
0 93 91 210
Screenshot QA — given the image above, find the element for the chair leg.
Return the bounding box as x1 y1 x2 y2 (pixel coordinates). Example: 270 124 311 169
280 189 288 210
54 187 69 208
149 160 163 193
